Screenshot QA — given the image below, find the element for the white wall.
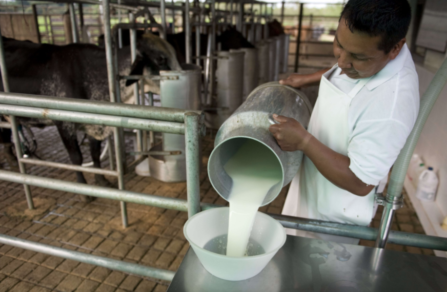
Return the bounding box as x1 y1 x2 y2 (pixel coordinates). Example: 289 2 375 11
414 64 447 216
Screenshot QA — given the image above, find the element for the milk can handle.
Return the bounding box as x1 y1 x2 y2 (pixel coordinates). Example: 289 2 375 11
268 113 280 125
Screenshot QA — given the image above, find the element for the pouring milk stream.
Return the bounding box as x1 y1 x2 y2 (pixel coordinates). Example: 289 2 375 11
224 139 282 257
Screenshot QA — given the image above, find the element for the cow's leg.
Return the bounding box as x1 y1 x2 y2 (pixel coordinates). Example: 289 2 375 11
88 136 114 188
55 122 94 202
0 126 18 170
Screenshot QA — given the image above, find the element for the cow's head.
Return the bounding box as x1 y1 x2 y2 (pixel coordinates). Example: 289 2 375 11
126 32 181 87
268 19 285 38
217 26 255 51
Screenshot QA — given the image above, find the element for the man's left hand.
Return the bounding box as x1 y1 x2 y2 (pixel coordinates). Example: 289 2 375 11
268 114 312 152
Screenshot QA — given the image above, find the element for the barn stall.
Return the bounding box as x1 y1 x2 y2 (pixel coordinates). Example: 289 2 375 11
1 0 447 291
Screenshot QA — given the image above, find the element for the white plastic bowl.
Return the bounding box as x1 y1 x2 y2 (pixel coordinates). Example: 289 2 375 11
183 207 286 281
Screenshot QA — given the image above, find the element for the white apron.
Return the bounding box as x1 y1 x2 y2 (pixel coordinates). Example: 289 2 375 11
283 68 376 244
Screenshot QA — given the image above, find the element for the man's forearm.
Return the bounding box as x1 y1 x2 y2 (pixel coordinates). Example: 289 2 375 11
303 136 374 196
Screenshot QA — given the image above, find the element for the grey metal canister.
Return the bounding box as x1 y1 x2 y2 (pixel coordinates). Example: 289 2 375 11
281 34 290 73
268 38 277 82
208 82 313 205
256 40 270 85
238 48 259 101
148 64 201 182
205 50 245 129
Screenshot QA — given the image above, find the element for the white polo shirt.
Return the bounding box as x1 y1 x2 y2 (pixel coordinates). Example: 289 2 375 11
329 44 419 186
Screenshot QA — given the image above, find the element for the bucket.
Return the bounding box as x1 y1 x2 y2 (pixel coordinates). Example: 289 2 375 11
183 207 286 281
208 82 312 205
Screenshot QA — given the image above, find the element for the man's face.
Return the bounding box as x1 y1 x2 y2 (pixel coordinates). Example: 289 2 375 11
333 18 402 79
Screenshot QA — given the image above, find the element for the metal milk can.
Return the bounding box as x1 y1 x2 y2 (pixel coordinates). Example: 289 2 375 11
208 82 313 205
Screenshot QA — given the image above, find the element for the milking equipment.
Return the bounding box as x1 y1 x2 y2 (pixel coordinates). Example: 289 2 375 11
256 15 271 85
205 50 245 129
280 34 290 73
147 64 201 182
256 39 270 85
238 47 259 100
272 36 281 81
201 0 249 129
126 4 201 183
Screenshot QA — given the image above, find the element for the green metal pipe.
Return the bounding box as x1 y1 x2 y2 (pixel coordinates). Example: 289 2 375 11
388 58 447 199
114 127 128 228
69 3 79 43
20 158 118 177
376 57 447 248
0 30 10 93
10 117 34 210
1 170 446 250
0 88 203 123
0 105 185 135
185 112 201 217
102 0 117 103
102 0 128 229
0 29 34 210
0 234 175 281
271 214 447 251
0 170 188 211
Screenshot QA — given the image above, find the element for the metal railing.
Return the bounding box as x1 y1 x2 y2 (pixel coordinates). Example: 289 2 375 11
0 84 204 283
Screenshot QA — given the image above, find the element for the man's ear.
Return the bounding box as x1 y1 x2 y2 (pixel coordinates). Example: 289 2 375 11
126 55 146 86
389 38 406 61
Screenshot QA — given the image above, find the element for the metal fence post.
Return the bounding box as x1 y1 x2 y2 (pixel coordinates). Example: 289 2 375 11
160 0 167 39
31 4 41 44
237 2 243 31
185 0 191 63
294 3 304 73
129 13 143 157
184 112 201 217
69 3 79 43
208 0 216 105
195 7 201 67
171 0 176 33
0 30 34 210
102 0 128 228
280 1 285 24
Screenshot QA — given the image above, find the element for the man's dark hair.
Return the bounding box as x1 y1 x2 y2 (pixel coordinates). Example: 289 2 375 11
340 0 411 54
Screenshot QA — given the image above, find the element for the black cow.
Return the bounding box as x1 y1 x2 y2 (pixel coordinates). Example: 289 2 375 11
0 34 180 201
99 26 255 64
267 19 285 37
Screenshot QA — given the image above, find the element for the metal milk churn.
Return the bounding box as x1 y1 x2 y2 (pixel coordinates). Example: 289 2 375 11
148 64 201 182
208 82 313 205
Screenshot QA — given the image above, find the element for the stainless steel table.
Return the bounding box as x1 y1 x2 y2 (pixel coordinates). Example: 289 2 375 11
167 235 447 292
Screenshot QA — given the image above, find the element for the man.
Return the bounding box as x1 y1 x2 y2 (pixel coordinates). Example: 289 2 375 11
269 0 419 244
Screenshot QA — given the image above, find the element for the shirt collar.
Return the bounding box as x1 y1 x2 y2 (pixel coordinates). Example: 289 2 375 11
364 43 410 91
332 67 359 84
329 44 410 91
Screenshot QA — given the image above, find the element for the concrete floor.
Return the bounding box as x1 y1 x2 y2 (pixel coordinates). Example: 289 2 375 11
0 120 434 291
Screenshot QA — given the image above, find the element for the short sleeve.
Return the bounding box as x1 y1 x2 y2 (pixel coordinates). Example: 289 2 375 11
348 120 411 186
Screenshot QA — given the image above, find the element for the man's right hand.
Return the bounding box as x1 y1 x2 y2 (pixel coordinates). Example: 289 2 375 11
279 74 311 88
